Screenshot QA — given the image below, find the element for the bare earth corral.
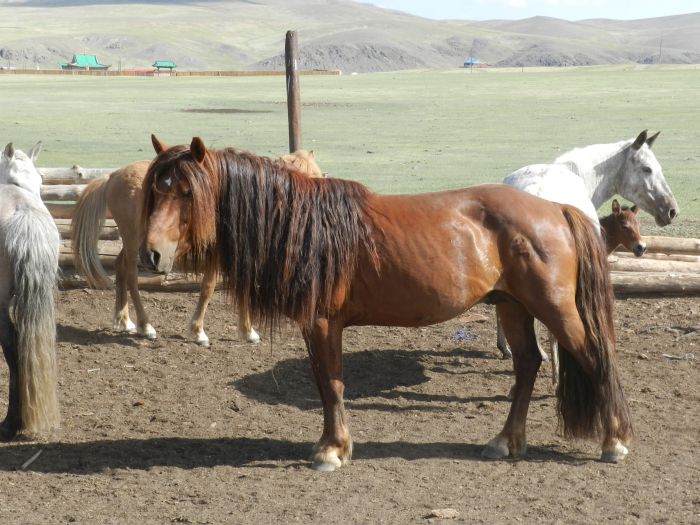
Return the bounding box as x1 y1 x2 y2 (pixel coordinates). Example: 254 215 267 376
1 289 698 524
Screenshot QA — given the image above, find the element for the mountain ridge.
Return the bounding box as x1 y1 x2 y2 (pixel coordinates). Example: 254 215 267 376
1 1 699 72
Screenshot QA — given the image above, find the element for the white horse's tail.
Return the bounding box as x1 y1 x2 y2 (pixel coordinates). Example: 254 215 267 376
6 204 60 435
71 174 113 289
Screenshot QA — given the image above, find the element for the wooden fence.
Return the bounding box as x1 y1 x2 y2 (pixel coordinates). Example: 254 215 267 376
39 165 700 295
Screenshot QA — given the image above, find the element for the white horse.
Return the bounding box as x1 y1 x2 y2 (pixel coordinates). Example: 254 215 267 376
507 130 678 225
0 142 60 439
497 130 677 358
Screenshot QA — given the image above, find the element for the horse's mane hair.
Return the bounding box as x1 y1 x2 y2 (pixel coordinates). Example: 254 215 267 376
554 139 632 178
218 148 379 329
145 145 378 330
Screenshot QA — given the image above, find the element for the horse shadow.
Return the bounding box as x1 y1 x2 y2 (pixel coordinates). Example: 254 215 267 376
56 323 143 349
0 437 586 474
231 346 539 412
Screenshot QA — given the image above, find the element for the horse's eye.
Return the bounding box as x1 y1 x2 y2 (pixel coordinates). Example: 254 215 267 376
641 166 652 174
181 189 192 199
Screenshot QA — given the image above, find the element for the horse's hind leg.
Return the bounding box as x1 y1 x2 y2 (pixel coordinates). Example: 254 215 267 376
0 305 20 440
540 302 630 463
484 301 541 459
304 317 351 471
112 249 136 334
190 266 216 347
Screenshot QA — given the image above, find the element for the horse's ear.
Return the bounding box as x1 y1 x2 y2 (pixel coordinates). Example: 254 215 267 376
631 204 639 214
632 130 648 150
190 137 207 164
27 141 42 163
646 131 660 148
308 149 315 158
151 134 168 154
3 143 14 159
612 199 621 214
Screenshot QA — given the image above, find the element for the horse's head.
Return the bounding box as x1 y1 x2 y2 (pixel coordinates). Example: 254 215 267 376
0 142 43 196
618 130 678 227
280 149 326 178
142 135 218 274
607 199 646 257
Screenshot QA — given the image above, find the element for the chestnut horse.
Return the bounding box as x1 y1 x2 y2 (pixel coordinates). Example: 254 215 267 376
71 143 323 346
142 137 633 470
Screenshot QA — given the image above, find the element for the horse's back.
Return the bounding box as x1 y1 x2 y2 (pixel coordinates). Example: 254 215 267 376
504 164 599 225
349 184 576 326
106 160 150 228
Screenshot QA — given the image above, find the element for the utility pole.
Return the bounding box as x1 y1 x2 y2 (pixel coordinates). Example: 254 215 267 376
285 31 302 153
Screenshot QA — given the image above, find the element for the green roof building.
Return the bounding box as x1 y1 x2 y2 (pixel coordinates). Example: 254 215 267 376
153 60 177 71
60 54 110 71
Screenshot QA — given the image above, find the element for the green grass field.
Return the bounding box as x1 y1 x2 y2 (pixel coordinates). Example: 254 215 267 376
2 65 699 236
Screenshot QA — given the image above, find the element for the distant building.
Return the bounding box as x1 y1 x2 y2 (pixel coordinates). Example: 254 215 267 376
60 54 110 71
463 56 488 68
153 60 177 75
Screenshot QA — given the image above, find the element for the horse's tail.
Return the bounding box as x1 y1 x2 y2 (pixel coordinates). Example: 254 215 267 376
71 174 112 289
557 205 633 444
5 204 60 435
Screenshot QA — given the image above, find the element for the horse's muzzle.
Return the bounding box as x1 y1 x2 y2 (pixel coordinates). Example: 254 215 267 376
633 243 647 257
144 248 170 274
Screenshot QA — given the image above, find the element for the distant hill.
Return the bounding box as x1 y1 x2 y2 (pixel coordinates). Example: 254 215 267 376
1 1 699 72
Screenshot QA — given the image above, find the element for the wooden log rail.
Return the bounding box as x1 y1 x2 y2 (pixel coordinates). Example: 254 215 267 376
37 165 700 295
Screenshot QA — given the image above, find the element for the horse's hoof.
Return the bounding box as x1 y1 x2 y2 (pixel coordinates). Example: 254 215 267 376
601 441 628 463
497 342 512 359
311 458 341 472
245 329 261 344
114 319 137 334
140 324 157 340
310 451 343 472
482 437 510 459
196 337 210 348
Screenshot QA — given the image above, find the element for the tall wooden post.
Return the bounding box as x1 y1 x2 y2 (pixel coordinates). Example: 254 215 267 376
285 30 302 153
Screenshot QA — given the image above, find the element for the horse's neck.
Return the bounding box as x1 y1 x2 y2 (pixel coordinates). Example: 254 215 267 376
556 141 630 208
598 214 617 253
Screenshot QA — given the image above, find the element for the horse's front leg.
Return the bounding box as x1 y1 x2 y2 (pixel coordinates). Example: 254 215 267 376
0 306 20 440
237 307 260 344
484 302 541 459
304 317 351 471
124 247 156 339
190 266 217 347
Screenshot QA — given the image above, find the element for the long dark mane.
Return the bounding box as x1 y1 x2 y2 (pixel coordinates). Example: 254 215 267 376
216 148 378 330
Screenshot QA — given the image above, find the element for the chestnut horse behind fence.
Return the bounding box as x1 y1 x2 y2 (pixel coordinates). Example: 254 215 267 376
71 144 323 346
142 136 633 471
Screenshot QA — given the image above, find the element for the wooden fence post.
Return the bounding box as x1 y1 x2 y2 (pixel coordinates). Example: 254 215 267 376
285 30 302 153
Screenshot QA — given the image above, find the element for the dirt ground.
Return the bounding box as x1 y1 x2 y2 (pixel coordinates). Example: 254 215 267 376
1 288 698 525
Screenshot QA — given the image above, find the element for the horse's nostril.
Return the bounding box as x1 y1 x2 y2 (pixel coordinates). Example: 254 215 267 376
149 250 161 269
669 208 677 220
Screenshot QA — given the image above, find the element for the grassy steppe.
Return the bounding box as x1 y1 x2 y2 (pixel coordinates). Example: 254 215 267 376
2 65 698 236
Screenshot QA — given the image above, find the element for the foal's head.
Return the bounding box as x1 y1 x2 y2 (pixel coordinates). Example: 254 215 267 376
602 199 646 257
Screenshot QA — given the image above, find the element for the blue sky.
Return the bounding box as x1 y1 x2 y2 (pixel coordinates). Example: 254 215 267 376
361 1 699 21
